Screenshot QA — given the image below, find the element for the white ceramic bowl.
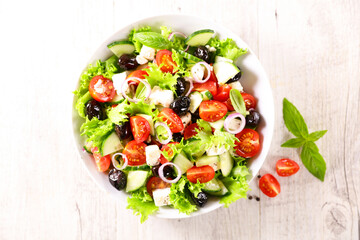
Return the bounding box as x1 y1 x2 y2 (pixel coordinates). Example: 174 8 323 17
72 14 274 219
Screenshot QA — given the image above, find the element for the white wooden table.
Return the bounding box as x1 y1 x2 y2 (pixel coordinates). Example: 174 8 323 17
0 0 359 239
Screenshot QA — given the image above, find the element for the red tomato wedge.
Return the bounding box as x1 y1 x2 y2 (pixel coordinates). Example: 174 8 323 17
130 116 151 143
241 92 257 110
157 108 184 133
214 84 232 102
183 123 201 140
276 158 300 177
235 129 260 158
93 153 111 172
259 174 281 197
159 142 179 164
223 98 235 111
126 69 148 85
186 166 215 183
156 50 177 73
146 177 171 197
89 75 115 102
123 140 147 166
192 78 218 97
199 100 228 122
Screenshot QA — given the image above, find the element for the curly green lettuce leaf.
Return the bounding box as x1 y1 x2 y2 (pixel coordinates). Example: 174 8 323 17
80 117 114 153
75 91 92 118
128 26 152 53
144 62 178 92
106 100 129 125
171 49 191 78
169 177 197 214
160 26 186 51
220 175 250 207
208 37 247 61
74 57 119 98
187 180 205 197
127 186 158 223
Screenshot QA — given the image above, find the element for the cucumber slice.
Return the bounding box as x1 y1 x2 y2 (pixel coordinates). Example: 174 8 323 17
189 91 203 113
136 114 154 135
208 119 225 131
215 56 233 63
107 40 135 57
196 155 219 167
110 94 124 103
173 152 193 174
178 50 203 63
101 132 123 156
123 165 150 171
219 151 233 177
208 179 229 196
213 61 241 85
185 29 215 46
203 178 222 192
126 170 149 192
200 90 212 100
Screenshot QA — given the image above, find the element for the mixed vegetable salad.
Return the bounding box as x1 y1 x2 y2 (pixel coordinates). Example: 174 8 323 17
74 26 262 222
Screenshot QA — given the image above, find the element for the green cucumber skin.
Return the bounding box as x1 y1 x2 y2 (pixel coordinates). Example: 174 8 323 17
124 165 150 171
185 29 215 46
107 40 134 48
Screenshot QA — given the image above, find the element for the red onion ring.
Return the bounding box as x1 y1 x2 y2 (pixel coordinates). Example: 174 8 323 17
121 77 151 103
112 153 128 170
185 78 193 97
191 62 211 83
184 45 190 52
155 122 172 144
159 162 182 184
224 113 246 134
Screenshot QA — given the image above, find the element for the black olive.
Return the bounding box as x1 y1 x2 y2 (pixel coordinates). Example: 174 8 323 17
175 78 186 96
246 110 261 127
193 46 210 63
170 96 191 116
162 165 174 178
115 122 132 140
118 54 139 70
152 164 161 177
86 99 104 120
172 132 183 142
191 192 208 207
226 71 242 84
108 169 127 190
191 109 200 123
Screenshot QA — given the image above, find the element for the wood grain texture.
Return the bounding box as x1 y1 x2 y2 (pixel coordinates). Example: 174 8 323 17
0 0 359 239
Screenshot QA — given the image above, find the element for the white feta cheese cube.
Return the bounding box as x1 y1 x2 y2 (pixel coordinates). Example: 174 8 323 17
228 81 244 92
140 45 156 60
145 145 161 166
112 72 128 95
180 112 191 129
136 55 148 65
206 145 227 156
153 188 171 207
148 86 174 107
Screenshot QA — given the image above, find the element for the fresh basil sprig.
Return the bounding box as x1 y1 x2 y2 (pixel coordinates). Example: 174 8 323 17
282 98 327 181
133 32 170 49
229 89 248 116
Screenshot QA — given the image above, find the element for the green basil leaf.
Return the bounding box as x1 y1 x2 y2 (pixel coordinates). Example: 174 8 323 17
307 130 327 142
133 32 169 49
230 89 247 116
281 137 306 148
283 98 309 138
300 141 326 181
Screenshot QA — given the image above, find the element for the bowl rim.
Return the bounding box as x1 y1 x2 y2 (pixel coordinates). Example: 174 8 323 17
71 13 274 219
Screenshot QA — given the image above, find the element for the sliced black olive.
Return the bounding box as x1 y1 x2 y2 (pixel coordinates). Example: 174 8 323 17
193 46 210 63
175 77 186 96
246 110 261 127
118 54 139 70
191 192 208 207
226 71 242 84
115 122 132 140
170 96 191 116
172 132 183 142
108 169 127 190
86 99 104 120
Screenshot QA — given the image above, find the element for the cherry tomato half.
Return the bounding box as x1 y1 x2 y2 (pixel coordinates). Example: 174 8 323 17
126 69 148 85
159 142 179 164
146 176 171 197
199 100 228 122
241 92 257 110
259 174 281 197
192 78 218 97
276 158 300 177
123 140 147 166
93 153 111 172
223 98 235 111
156 50 177 73
158 108 184 133
130 116 151 143
89 75 116 102
186 166 215 183
214 84 232 102
235 129 260 158
184 123 201 140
